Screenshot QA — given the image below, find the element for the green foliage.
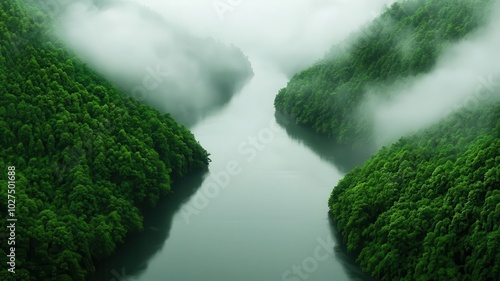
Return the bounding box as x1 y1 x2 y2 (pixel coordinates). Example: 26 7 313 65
329 102 500 280
274 0 493 143
286 1 500 279
0 1 209 280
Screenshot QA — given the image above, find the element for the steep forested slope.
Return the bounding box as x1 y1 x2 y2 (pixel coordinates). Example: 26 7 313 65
56 0 253 127
329 96 500 280
0 1 209 280
274 0 492 143
273 0 500 279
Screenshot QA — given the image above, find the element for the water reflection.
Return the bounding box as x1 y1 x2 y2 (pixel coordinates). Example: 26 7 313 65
328 214 376 281
178 74 254 128
86 170 207 280
274 111 377 280
274 112 374 173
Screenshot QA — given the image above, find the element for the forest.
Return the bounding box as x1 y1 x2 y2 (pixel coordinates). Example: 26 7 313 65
274 0 493 144
273 0 500 279
329 97 500 280
56 0 254 127
0 0 210 280
2 0 500 279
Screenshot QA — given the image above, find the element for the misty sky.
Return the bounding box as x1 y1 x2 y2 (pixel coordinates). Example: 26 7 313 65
135 0 397 73
57 0 400 77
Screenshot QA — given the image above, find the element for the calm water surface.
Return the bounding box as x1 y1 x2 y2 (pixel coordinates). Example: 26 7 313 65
88 58 373 281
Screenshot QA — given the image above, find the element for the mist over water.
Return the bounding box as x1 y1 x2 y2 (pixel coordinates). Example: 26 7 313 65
53 0 500 148
137 0 398 76
55 0 406 128
57 0 253 127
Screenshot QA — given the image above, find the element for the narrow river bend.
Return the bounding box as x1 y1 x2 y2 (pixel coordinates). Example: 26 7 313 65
88 58 373 281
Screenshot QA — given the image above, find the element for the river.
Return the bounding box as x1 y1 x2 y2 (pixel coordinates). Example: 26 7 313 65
87 58 374 281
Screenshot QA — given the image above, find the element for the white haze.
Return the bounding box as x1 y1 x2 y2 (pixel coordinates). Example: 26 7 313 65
55 0 399 126
363 2 500 147
136 0 397 75
55 0 400 126
54 0 499 144
57 0 253 126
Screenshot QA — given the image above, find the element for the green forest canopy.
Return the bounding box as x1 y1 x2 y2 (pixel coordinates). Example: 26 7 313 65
301 0 500 280
274 0 493 144
272 0 500 279
0 1 210 280
329 97 500 280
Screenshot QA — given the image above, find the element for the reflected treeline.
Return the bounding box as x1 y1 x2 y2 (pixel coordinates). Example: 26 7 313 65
328 214 376 281
86 170 208 280
274 112 375 173
177 73 254 128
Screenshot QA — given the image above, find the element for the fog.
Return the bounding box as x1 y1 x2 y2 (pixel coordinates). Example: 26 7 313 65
53 0 399 127
362 2 500 146
56 0 252 126
52 0 498 142
136 0 397 76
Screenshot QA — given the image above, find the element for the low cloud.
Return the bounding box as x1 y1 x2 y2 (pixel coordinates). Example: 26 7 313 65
56 0 252 126
136 0 398 76
360 2 500 146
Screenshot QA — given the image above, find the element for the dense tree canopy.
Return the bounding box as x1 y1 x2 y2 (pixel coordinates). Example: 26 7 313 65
273 0 500 279
329 98 500 280
0 0 209 280
274 0 493 144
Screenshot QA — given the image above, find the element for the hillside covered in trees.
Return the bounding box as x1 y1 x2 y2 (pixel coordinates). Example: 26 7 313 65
0 0 210 280
56 0 254 127
329 95 500 280
272 0 500 279
274 0 493 144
